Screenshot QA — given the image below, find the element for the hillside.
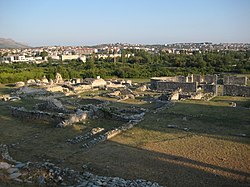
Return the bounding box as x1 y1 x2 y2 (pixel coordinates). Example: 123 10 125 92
0 38 30 49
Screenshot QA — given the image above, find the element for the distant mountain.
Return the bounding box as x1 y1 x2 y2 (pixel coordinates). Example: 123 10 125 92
0 38 30 49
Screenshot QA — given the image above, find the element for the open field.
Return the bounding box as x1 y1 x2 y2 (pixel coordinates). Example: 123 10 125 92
0 85 250 186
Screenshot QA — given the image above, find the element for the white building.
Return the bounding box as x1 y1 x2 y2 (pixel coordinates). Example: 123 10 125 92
1 55 30 63
61 55 86 62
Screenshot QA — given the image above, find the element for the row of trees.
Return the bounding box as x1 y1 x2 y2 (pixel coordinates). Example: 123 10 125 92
0 50 249 83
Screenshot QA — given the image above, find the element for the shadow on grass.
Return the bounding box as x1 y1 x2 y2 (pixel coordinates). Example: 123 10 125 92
1 97 249 186
69 140 250 187
136 100 250 144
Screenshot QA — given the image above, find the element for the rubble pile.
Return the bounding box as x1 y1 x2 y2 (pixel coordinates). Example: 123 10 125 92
66 127 105 144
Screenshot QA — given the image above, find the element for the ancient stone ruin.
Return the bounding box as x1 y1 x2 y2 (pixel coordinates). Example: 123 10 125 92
11 106 65 123
223 84 250 97
54 73 64 84
151 74 218 100
223 75 250 97
223 75 248 86
155 81 198 92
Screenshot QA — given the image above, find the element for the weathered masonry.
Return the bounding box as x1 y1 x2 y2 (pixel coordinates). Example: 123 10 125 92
202 84 218 95
151 74 217 94
155 81 198 92
223 85 250 97
223 76 248 86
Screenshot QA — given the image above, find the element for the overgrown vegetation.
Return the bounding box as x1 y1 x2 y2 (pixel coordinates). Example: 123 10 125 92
0 50 250 83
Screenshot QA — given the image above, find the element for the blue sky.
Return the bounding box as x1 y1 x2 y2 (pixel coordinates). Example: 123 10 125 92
0 0 250 46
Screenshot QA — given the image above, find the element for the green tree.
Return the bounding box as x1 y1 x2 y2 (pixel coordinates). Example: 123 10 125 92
40 51 48 59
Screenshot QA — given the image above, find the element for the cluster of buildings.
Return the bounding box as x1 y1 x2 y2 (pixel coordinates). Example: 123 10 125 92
0 44 133 64
0 46 95 63
1 42 249 63
162 42 250 54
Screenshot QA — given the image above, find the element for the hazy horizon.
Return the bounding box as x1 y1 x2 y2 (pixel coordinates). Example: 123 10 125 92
1 0 250 46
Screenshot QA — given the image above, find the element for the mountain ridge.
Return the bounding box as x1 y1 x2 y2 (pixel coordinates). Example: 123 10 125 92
0 38 30 49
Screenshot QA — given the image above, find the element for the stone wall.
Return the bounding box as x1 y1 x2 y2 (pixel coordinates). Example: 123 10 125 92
73 84 92 92
203 84 218 95
57 109 89 127
193 74 203 83
223 85 250 97
156 81 197 92
204 75 217 84
151 74 217 90
150 76 186 89
11 107 64 123
177 76 186 83
223 76 247 86
186 74 194 83
151 76 178 83
35 99 68 113
82 118 144 149
46 86 64 93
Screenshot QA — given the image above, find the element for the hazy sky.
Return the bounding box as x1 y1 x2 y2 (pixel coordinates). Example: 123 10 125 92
0 0 250 46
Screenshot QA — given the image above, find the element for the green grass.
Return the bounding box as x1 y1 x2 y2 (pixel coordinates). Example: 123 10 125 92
1 90 250 186
0 84 13 95
211 96 250 108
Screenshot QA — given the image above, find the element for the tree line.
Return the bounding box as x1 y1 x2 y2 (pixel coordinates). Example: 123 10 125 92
0 50 249 83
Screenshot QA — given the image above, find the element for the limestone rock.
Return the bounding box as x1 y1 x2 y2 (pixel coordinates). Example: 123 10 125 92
7 167 19 174
167 124 178 128
38 175 46 185
15 163 26 168
9 172 22 179
127 94 135 99
0 162 11 169
54 73 64 84
15 81 25 87
49 79 54 85
41 76 49 84
26 79 36 85
136 85 147 92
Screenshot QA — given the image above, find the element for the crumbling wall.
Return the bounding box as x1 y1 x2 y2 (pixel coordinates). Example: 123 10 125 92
11 107 64 123
223 85 250 97
223 76 247 86
193 75 203 83
177 76 186 83
46 86 64 92
57 109 88 127
204 75 217 84
186 74 194 83
159 91 179 101
82 118 144 149
203 84 218 95
34 99 68 113
151 77 177 89
156 81 197 92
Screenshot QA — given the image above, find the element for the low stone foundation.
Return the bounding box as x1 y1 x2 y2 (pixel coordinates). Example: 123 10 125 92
82 119 144 149
11 107 65 123
34 99 69 113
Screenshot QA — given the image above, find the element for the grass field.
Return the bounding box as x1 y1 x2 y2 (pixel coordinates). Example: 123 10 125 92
0 85 250 186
